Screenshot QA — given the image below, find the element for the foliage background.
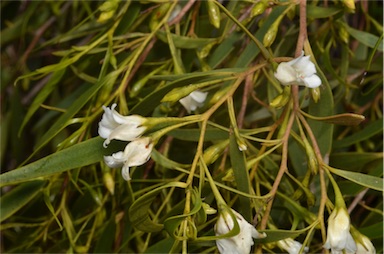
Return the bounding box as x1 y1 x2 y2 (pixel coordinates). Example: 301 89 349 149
0 0 383 253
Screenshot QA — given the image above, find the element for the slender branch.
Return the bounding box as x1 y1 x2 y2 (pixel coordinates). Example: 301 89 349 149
259 112 295 230
295 0 307 57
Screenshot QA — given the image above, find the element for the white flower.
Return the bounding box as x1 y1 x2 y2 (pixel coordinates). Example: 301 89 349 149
215 208 266 254
103 137 153 181
274 51 322 88
277 238 309 254
179 90 208 113
98 103 147 147
355 234 376 254
324 207 357 254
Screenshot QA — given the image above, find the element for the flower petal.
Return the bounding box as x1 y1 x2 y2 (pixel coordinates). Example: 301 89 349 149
123 137 153 167
190 91 208 103
104 154 124 168
292 55 316 77
303 74 322 88
274 62 297 85
121 163 131 181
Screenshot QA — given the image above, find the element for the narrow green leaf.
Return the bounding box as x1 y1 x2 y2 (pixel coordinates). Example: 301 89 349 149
128 182 187 232
333 119 383 149
156 31 217 49
306 5 342 19
0 180 46 222
254 229 304 243
150 68 246 81
94 217 116 253
346 25 383 51
302 112 365 126
144 237 176 254
329 167 383 191
0 137 112 187
229 134 251 221
19 68 66 135
330 152 383 171
34 69 120 152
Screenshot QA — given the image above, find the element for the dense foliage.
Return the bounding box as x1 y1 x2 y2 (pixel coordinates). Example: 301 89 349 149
1 0 382 253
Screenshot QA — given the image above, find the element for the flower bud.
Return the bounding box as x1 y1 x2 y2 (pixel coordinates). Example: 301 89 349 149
161 85 202 103
149 3 171 31
97 0 119 23
103 171 115 195
203 140 229 165
324 207 357 253
215 208 266 254
207 0 221 29
342 0 355 13
263 18 281 47
251 1 267 17
303 137 318 174
270 86 291 108
209 85 231 106
338 24 350 44
311 87 321 103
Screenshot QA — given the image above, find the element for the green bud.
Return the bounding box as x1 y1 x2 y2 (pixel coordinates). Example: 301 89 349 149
311 87 321 103
338 24 350 44
251 1 267 17
149 3 171 31
263 19 280 47
161 84 202 103
203 140 229 165
97 0 119 23
303 138 318 174
207 0 221 29
103 172 115 195
342 0 355 12
208 85 231 106
270 86 291 108
222 169 235 182
198 40 217 59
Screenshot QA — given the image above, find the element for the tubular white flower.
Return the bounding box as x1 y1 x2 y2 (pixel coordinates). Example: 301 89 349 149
98 103 147 148
215 208 266 254
355 234 376 254
179 90 208 113
324 207 357 254
103 137 153 181
274 51 322 88
277 238 309 254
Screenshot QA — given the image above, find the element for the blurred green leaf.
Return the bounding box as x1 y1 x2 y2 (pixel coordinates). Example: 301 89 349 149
333 119 383 149
306 5 342 19
19 69 66 135
255 229 304 243
346 25 383 51
330 152 383 171
128 182 187 233
156 31 217 49
0 180 46 222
